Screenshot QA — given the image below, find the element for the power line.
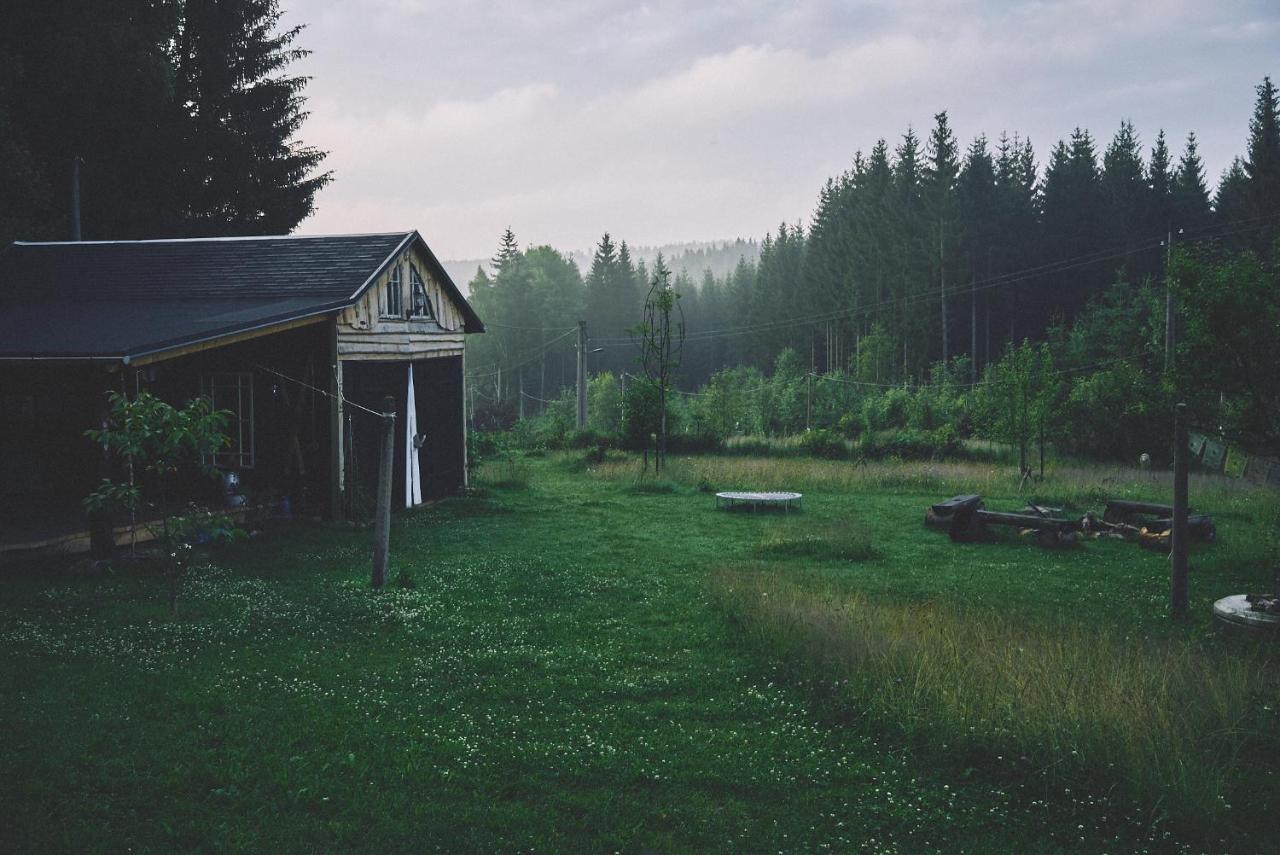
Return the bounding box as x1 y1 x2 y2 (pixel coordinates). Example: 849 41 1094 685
465 327 577 381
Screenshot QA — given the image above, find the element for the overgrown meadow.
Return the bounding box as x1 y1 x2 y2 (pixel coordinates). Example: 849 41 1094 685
2 452 1278 852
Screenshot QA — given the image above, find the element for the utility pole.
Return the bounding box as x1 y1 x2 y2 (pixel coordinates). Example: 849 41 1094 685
806 373 812 430
970 275 978 384
372 396 396 589
576 320 587 429
940 226 948 364
1170 403 1189 618
1164 228 1177 373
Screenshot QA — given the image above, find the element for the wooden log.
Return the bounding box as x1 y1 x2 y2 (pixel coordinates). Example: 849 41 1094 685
1138 514 1216 542
973 510 1080 532
931 494 982 515
1103 499 1192 524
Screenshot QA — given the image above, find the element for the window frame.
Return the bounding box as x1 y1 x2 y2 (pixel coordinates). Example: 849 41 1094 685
382 262 404 319
408 263 436 321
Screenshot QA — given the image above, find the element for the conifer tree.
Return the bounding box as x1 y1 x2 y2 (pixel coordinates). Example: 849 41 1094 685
1147 129 1173 236
925 112 961 363
492 228 519 272
1101 120 1148 269
1215 158 1250 224
1242 76 1280 242
1171 132 1211 231
175 0 330 235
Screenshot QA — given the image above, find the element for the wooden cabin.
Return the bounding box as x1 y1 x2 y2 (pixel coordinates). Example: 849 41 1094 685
0 231 484 555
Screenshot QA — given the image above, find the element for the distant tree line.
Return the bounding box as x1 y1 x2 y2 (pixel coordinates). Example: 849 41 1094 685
0 0 329 246
467 76 1280 454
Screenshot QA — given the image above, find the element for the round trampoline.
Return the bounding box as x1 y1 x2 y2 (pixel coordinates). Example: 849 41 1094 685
714 491 803 512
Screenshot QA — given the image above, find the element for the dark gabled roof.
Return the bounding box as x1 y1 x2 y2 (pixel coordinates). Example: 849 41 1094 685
0 231 483 360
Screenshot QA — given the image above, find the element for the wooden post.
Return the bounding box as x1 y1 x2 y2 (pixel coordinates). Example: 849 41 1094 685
1171 402 1189 617
329 321 345 521
372 395 396 589
576 320 587 429
806 373 812 430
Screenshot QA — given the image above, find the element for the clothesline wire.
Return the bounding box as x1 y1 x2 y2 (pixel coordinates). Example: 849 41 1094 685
252 362 389 419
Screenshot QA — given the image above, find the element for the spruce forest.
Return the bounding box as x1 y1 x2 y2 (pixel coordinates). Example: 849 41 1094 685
466 77 1280 465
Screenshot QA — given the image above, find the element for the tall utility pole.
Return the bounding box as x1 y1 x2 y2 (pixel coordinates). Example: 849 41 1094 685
576 320 587 429
1164 228 1177 373
939 226 948 364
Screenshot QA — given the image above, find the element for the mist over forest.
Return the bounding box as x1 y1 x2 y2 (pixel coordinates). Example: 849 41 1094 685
464 74 1279 465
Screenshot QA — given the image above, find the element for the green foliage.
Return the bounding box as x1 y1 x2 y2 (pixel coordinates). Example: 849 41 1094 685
798 428 847 460
83 391 234 613
586 372 622 436
975 340 1058 472
1172 242 1280 455
1059 360 1171 461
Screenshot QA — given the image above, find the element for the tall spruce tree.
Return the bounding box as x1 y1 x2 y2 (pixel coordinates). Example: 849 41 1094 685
1147 129 1173 237
1171 132 1212 232
1101 120 1149 272
174 0 330 235
492 227 519 272
1242 76 1280 244
958 135 998 375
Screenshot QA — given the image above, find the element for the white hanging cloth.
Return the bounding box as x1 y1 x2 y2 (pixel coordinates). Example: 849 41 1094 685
405 363 423 507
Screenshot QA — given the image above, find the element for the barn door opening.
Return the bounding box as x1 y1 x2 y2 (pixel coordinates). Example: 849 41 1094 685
412 356 464 500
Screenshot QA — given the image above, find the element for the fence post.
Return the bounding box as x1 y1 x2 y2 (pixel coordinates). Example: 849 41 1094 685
1170 402 1189 618
372 395 396 589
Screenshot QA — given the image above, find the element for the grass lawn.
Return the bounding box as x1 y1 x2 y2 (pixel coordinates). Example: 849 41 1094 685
1 452 1277 852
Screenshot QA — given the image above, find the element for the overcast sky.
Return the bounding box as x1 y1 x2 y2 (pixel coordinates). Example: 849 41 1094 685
285 0 1278 261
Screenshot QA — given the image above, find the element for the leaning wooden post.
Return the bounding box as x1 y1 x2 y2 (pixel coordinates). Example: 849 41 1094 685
372 395 396 589
1170 402 1189 618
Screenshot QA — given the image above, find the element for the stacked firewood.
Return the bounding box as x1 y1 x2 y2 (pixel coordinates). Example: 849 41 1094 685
924 495 1217 551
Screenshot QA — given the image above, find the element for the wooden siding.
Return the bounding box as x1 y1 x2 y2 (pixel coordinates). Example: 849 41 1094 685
336 242 466 360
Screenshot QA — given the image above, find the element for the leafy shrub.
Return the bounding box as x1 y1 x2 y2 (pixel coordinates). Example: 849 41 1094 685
799 428 847 460
567 429 612 450
862 426 961 461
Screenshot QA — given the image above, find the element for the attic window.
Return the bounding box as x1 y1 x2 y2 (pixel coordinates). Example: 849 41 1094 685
383 263 403 318
409 264 435 320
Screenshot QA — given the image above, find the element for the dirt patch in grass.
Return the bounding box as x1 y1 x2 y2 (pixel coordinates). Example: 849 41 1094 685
753 522 875 561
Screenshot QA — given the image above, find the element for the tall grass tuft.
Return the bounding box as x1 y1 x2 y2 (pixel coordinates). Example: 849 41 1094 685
483 456 533 490
587 453 1276 521
710 564 1280 844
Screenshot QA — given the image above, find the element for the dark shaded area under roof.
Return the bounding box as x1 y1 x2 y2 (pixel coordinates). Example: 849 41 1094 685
0 232 483 360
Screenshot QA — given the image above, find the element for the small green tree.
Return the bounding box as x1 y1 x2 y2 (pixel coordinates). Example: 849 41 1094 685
980 340 1058 476
632 256 684 472
84 391 238 614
